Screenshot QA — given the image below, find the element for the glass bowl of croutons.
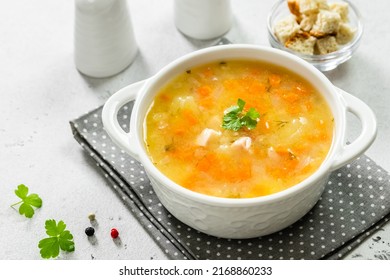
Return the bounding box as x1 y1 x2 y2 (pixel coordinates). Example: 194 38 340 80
267 0 363 71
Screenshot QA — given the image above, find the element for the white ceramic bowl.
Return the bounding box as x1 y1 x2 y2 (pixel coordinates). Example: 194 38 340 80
102 44 376 239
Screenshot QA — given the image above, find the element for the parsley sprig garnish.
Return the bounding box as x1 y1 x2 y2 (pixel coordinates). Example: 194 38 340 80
222 98 260 131
11 184 42 218
38 219 75 259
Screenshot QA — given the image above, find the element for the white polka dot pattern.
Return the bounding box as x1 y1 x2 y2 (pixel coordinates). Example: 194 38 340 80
71 102 390 260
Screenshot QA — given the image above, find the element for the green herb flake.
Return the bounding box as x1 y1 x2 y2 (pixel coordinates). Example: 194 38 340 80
11 184 42 218
222 99 260 131
38 219 75 259
288 150 297 160
275 120 288 128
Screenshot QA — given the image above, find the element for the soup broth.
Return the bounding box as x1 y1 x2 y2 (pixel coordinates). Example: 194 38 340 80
144 60 333 198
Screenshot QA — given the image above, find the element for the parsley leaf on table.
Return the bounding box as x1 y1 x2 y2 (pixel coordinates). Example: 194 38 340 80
11 184 42 218
38 219 75 259
222 99 260 131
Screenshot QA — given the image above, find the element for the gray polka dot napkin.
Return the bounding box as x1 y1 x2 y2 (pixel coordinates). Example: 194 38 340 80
70 101 390 260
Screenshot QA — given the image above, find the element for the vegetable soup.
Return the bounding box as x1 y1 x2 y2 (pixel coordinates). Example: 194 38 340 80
144 60 333 198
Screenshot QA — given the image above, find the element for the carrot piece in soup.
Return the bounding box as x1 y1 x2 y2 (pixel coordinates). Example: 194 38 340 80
294 84 309 96
283 91 300 103
217 154 252 182
159 93 171 102
248 79 267 95
223 79 240 92
202 67 214 78
169 146 194 162
196 85 214 109
249 182 278 197
182 109 198 125
169 118 188 136
267 148 300 179
269 74 281 87
196 85 212 97
196 152 217 172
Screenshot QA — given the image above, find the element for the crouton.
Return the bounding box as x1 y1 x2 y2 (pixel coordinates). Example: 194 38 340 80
315 36 338 54
298 0 320 15
285 34 317 55
310 10 341 37
274 16 300 44
316 0 329 10
329 2 349 22
300 13 317 31
288 0 301 19
288 0 329 16
336 23 356 44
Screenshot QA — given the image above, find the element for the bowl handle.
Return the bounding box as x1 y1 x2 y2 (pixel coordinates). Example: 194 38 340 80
101 79 147 161
330 87 377 171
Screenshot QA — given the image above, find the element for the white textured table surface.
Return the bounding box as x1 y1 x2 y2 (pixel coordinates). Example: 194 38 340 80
0 0 389 260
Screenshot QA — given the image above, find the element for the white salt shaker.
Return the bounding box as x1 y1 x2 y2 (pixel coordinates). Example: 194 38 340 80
174 0 233 40
74 0 138 78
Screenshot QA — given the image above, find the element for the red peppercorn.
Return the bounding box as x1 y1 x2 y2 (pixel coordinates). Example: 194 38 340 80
111 228 119 239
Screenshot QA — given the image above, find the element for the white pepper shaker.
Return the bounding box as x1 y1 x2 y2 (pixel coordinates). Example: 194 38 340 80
74 0 138 78
174 0 233 40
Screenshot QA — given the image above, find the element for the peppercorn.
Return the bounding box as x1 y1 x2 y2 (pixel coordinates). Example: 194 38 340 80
111 228 119 239
88 213 96 221
85 227 95 237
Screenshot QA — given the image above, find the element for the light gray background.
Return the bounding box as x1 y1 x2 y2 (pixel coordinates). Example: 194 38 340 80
0 0 389 260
